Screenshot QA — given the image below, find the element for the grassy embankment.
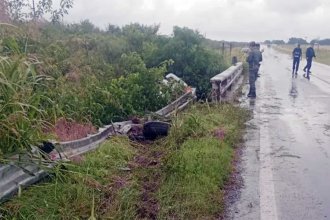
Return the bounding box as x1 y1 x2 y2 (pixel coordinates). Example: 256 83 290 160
1 104 249 219
275 44 330 66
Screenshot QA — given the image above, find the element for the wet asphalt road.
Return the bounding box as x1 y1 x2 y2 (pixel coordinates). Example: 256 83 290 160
230 47 330 220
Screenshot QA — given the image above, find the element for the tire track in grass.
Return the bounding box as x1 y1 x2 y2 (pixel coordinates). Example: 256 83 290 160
129 141 166 219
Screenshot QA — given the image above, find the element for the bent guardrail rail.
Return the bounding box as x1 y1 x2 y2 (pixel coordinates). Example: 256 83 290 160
0 88 196 203
156 88 196 117
0 162 48 203
210 62 243 102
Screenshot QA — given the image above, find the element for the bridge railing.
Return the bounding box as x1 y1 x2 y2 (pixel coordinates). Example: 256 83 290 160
210 62 243 102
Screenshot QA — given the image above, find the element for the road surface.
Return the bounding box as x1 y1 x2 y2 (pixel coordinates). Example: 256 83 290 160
229 47 330 220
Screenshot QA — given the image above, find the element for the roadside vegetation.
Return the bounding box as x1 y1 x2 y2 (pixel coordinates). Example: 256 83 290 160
274 44 330 66
0 20 238 155
1 3 249 218
1 104 249 219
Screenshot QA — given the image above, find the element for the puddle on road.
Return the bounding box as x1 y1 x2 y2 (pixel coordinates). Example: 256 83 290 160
324 125 330 137
276 154 301 159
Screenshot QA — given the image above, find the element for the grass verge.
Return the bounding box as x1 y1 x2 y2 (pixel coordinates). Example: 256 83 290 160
158 104 248 219
1 104 249 219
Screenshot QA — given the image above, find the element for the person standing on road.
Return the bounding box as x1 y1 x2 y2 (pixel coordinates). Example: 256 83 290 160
292 44 302 77
255 43 263 79
246 41 259 98
303 43 316 79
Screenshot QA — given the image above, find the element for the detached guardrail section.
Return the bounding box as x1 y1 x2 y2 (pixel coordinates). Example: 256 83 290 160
0 89 196 203
0 161 49 204
210 62 243 102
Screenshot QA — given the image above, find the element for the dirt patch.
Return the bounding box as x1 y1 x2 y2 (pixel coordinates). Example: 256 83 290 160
213 128 227 140
48 118 97 142
98 175 131 215
70 155 85 164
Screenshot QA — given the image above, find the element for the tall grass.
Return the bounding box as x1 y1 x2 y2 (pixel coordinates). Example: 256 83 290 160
0 55 50 155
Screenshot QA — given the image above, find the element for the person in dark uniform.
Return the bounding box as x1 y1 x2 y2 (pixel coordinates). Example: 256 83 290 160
246 42 259 98
292 44 302 77
303 43 316 80
255 43 263 79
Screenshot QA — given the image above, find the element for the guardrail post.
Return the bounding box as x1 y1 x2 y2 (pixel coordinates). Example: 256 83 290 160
211 81 220 102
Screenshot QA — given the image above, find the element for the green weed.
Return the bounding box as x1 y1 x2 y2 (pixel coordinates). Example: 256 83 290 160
158 104 249 219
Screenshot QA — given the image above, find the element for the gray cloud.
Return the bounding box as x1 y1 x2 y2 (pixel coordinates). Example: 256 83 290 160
265 0 321 14
55 0 330 42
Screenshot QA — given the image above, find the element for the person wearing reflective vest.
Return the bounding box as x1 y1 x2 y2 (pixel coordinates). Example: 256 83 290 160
292 44 302 77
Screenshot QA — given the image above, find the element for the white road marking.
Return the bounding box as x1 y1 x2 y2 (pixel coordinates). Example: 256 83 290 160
258 69 279 220
259 116 278 220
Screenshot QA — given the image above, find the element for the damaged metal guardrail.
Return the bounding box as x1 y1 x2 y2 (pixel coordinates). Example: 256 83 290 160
0 88 196 203
0 161 49 204
210 62 243 102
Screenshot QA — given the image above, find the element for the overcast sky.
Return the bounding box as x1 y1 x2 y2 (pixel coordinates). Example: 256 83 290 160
54 0 330 42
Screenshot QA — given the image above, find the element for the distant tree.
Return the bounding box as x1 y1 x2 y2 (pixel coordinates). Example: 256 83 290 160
78 19 99 33
288 37 307 45
173 26 203 46
150 26 227 99
271 40 285 45
319 39 330 45
310 39 318 45
122 23 160 52
264 40 271 44
311 38 330 45
6 0 73 22
106 24 121 35
50 0 73 23
66 19 100 34
0 0 10 22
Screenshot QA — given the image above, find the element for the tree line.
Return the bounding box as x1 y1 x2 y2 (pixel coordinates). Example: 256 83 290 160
264 37 330 45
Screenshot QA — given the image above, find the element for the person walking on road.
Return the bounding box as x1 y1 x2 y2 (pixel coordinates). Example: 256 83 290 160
292 44 302 77
303 43 316 80
246 41 259 98
255 43 263 79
